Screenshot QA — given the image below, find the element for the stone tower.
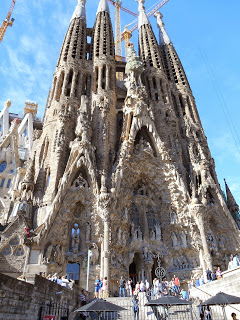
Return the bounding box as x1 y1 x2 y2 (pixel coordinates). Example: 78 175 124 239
0 0 239 290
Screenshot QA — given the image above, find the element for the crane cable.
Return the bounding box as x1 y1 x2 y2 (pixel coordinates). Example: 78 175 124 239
200 48 240 154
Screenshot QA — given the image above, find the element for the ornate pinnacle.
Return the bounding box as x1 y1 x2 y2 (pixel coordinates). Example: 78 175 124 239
154 11 171 46
97 0 110 14
71 0 86 21
136 0 149 28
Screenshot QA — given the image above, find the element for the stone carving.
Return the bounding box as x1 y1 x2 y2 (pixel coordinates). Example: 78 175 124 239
150 229 155 240
125 43 144 87
90 243 99 265
180 231 188 248
155 223 161 241
172 232 178 248
71 225 80 253
207 232 218 252
85 222 91 242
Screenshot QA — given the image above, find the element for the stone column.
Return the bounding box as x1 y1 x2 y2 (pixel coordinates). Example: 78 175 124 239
192 204 213 271
98 66 103 92
99 192 111 294
100 236 104 279
70 72 78 97
61 72 68 98
106 65 110 90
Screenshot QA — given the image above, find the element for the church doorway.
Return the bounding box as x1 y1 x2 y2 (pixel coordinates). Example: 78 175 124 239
129 252 144 287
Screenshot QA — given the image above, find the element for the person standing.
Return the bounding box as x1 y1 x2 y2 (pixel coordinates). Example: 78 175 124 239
118 276 126 297
94 275 101 298
231 313 239 320
132 295 139 320
174 275 180 294
216 267 222 279
102 277 108 298
206 269 212 282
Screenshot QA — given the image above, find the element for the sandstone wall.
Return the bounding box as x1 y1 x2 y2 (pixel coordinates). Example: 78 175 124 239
0 273 82 320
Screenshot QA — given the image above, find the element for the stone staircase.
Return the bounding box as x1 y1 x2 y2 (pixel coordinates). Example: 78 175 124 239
87 293 199 319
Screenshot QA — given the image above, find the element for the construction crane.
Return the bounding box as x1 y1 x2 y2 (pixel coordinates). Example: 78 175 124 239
108 0 138 60
0 0 16 43
122 0 170 49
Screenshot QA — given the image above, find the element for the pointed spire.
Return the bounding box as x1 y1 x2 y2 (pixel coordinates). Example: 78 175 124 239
224 179 239 212
97 0 110 15
136 0 149 28
71 0 86 21
154 11 171 46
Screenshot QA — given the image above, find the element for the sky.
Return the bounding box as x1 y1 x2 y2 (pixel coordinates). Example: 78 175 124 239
0 0 240 204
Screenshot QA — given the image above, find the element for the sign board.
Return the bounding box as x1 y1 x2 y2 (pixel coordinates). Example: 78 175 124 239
43 316 56 320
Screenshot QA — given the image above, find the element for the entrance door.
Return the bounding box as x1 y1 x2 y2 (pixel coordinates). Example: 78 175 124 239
129 261 137 287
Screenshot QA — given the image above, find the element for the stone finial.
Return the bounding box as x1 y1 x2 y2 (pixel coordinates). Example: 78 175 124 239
136 0 149 28
97 0 110 15
154 11 171 46
4 99 11 108
24 101 38 116
71 0 86 21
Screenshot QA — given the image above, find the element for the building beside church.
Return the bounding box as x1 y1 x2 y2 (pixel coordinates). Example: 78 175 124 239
0 100 41 224
0 0 239 292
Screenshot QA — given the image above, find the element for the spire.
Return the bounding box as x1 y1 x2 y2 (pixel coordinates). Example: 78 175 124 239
97 0 110 15
71 0 86 21
224 179 239 212
136 0 149 28
154 12 171 46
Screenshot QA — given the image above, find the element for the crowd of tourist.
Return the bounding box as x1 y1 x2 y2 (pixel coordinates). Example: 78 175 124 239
38 272 75 289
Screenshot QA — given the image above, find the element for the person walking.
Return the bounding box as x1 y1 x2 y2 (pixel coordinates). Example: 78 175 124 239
118 276 126 297
132 295 139 320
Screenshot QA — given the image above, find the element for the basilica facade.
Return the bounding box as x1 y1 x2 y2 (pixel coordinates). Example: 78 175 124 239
0 0 239 292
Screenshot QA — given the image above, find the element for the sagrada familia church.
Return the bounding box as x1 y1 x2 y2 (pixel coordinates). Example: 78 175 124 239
0 0 240 292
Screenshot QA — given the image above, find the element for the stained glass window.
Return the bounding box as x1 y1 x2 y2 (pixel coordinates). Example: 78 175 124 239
7 179 11 188
0 179 5 188
14 246 24 256
1 246 11 256
130 203 140 226
0 161 7 173
9 236 20 246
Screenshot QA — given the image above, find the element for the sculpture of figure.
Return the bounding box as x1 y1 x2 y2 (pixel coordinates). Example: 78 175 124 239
118 227 122 243
86 222 91 242
44 244 53 263
170 212 177 224
71 225 80 253
125 42 144 88
155 223 161 241
180 231 188 248
142 246 149 260
91 243 99 265
150 229 155 240
134 226 142 240
172 232 178 248
122 231 127 247
54 244 63 265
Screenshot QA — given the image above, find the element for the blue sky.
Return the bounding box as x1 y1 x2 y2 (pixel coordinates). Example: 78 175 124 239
0 0 240 204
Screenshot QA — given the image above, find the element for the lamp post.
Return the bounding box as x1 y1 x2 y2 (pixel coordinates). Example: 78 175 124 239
86 249 92 292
